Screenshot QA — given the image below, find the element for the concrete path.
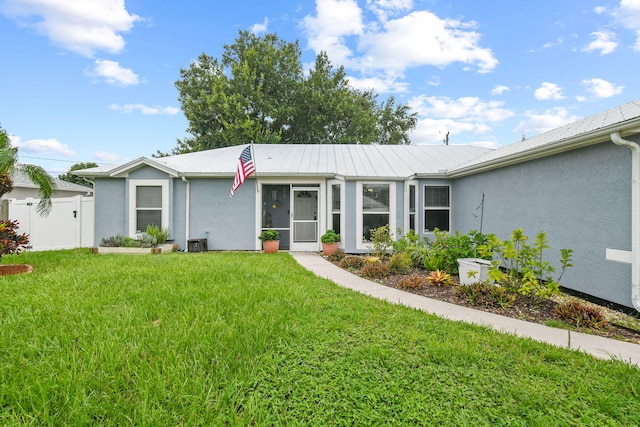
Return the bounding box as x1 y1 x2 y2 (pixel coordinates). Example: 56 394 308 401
290 252 640 366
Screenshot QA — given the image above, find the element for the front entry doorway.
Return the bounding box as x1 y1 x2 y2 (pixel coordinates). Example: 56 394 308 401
261 184 319 251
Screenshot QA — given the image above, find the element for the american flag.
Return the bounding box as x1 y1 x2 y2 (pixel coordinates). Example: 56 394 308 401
230 145 256 197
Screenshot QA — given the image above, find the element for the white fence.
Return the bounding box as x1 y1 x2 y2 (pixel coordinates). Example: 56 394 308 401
6 196 94 251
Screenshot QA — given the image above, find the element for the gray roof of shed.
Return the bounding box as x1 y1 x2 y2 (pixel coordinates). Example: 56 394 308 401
13 168 93 193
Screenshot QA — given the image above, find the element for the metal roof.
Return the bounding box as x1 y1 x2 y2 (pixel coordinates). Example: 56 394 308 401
79 144 492 179
75 98 640 180
449 98 640 175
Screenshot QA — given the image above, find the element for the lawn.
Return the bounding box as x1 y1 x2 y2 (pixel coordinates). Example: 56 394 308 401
1 250 639 425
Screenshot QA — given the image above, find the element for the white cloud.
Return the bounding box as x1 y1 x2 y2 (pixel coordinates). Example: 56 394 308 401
251 18 269 34
0 0 140 57
407 95 514 144
10 135 76 157
90 60 139 86
582 78 624 98
109 103 180 115
613 0 640 50
534 82 565 100
358 11 498 73
347 74 409 92
300 0 498 92
513 107 580 137
582 31 618 55
491 85 509 95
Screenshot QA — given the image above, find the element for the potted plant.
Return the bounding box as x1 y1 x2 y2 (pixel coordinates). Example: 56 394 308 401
259 229 280 254
321 229 340 256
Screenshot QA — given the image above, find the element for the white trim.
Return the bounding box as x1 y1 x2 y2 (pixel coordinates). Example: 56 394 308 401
405 180 418 234
607 248 633 264
328 179 345 247
356 181 396 250
128 179 169 237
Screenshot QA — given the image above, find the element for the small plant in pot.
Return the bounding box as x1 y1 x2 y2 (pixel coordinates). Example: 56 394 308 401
259 229 280 254
321 229 340 256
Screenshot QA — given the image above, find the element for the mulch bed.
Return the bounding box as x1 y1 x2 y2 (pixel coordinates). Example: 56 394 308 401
331 261 640 345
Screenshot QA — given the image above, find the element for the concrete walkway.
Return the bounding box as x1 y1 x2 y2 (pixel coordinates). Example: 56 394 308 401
290 252 640 366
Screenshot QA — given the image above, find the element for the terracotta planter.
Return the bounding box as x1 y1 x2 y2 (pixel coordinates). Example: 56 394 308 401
322 242 339 257
263 240 279 254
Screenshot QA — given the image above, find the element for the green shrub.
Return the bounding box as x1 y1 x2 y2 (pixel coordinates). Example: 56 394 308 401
146 225 169 245
555 300 608 329
478 229 573 299
360 260 388 279
339 255 365 271
398 275 425 290
427 229 489 274
137 232 158 248
369 225 393 259
453 283 516 309
387 252 413 274
100 234 128 247
423 248 447 271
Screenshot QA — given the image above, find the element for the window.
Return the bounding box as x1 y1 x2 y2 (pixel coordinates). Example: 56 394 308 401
424 186 450 232
136 186 162 232
129 179 169 236
362 183 390 241
331 183 341 236
408 183 417 233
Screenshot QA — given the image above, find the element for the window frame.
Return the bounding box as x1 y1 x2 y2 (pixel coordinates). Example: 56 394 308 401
423 185 451 233
328 180 344 243
356 181 396 250
128 179 169 237
407 181 417 234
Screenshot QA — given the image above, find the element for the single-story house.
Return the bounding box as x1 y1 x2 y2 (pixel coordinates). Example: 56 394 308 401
2 169 94 200
77 98 640 313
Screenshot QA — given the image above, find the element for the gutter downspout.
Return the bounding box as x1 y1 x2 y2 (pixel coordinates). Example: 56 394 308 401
611 132 640 312
181 176 190 249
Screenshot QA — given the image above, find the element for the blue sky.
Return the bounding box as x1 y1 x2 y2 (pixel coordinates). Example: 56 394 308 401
1 0 640 175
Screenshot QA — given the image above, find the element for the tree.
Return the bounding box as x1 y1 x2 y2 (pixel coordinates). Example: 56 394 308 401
58 162 97 187
167 31 417 154
0 124 55 215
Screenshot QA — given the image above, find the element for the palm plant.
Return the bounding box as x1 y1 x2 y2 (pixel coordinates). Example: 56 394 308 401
0 125 55 215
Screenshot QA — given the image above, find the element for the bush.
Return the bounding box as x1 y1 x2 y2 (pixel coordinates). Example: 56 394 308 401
369 225 393 259
327 250 346 262
398 275 425 290
146 225 169 245
360 260 388 279
426 270 454 286
387 252 413 274
453 283 516 309
427 229 488 274
100 234 128 247
137 232 158 248
0 219 29 258
555 300 608 329
339 255 365 271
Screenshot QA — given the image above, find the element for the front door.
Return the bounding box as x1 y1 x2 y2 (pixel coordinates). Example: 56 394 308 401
291 188 319 251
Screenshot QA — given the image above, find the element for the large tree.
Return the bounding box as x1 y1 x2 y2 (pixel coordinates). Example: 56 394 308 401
168 31 417 154
0 125 55 215
58 162 97 188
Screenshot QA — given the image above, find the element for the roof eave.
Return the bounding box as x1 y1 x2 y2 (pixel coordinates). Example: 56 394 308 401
448 121 640 178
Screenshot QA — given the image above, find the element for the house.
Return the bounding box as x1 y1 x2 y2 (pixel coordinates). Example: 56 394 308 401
2 169 94 200
76 98 640 312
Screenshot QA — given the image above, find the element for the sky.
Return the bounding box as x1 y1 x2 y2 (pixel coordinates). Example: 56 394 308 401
1 0 640 175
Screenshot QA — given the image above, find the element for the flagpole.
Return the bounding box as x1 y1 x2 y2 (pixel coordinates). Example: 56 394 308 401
251 142 259 193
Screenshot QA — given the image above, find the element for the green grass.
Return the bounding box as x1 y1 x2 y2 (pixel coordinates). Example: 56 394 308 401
1 250 639 425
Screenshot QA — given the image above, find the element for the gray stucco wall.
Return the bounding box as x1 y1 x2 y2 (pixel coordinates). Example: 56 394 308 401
93 177 126 246
452 141 633 308
188 178 256 250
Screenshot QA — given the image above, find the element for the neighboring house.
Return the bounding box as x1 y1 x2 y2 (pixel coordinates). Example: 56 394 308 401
1 169 94 200
76 98 640 312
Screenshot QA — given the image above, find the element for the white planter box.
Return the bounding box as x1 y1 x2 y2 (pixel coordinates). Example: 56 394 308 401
92 244 178 255
457 258 492 285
